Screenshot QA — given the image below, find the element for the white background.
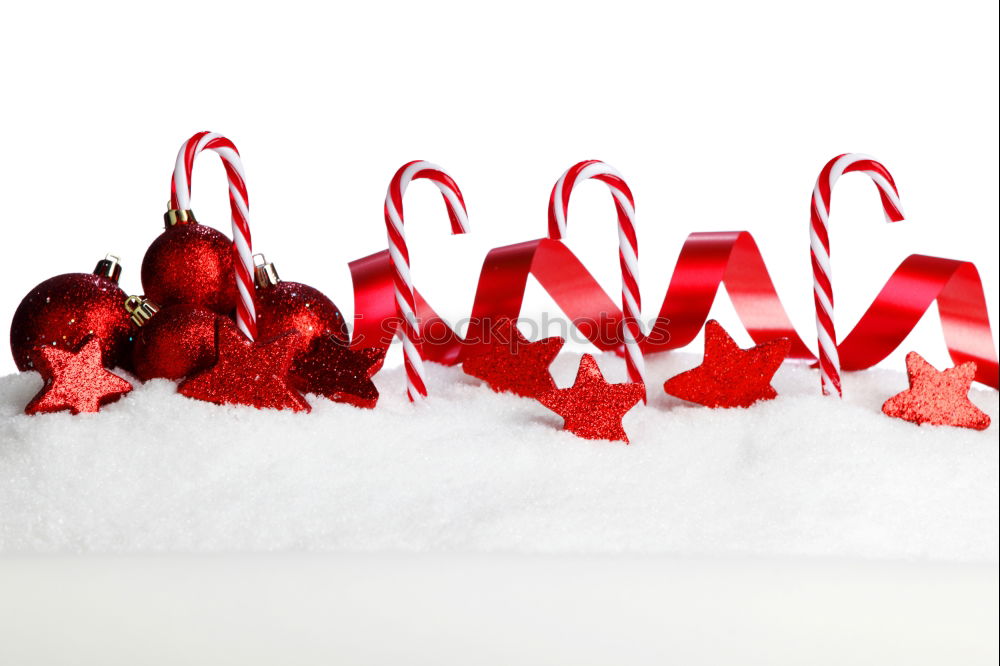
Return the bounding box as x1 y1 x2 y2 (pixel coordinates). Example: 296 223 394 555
1 0 997 376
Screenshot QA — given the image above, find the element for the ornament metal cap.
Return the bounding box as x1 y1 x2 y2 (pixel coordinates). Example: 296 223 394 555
94 254 123 283
124 295 160 327
253 253 280 288
164 208 197 228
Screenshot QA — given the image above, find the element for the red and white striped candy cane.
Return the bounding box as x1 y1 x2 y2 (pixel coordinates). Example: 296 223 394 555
811 153 905 397
384 161 470 401
170 131 257 340
548 160 646 399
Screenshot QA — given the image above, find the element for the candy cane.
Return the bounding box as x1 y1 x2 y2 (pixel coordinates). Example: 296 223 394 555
548 160 646 399
169 131 257 340
811 153 905 397
385 161 470 401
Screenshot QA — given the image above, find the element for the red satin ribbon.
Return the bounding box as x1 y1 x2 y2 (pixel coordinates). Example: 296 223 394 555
349 232 999 389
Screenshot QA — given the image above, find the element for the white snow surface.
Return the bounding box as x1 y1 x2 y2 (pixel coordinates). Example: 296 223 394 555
1 352 997 560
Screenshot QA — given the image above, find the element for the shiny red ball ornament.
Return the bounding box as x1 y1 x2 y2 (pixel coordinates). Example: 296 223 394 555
140 211 237 314
124 296 219 381
10 255 133 372
253 254 349 355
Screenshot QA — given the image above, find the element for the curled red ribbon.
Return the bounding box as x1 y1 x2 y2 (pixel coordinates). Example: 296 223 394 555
349 232 999 390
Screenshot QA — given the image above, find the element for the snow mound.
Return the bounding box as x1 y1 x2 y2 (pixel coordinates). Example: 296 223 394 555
1 353 997 560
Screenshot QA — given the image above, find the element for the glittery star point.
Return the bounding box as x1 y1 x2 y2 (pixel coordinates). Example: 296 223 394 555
291 336 386 409
462 318 564 397
24 336 133 415
536 354 644 443
178 319 310 412
663 320 790 408
881 352 990 430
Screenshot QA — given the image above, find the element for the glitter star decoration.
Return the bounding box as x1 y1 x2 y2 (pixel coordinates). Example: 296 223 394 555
24 336 133 415
881 352 990 430
178 319 310 412
536 354 645 443
462 318 565 398
663 319 790 408
291 335 387 409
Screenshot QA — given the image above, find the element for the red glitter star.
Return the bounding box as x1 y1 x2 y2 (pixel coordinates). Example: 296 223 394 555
882 352 990 430
25 336 133 415
291 336 387 409
663 320 790 408
536 354 644 443
178 319 310 412
462 318 564 397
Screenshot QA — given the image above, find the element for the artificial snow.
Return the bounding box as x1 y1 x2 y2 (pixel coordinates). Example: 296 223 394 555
1 352 997 561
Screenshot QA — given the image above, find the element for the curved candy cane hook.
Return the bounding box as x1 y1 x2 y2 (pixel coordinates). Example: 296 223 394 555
810 153 905 397
384 160 470 401
548 160 646 400
169 131 257 340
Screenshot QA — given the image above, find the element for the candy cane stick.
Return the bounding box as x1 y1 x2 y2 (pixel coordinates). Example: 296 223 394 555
811 153 905 397
170 131 257 341
548 160 646 400
385 161 470 401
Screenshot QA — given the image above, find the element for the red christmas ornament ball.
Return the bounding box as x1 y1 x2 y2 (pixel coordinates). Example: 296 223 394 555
128 299 219 381
141 221 237 314
254 257 349 354
10 258 133 372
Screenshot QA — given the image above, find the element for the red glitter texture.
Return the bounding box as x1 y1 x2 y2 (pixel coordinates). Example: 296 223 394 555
131 304 219 381
291 336 386 408
882 352 990 430
536 354 645 443
663 320 790 408
25 337 133 415
141 222 237 314
178 319 310 412
256 281 349 356
461 318 564 397
10 272 132 372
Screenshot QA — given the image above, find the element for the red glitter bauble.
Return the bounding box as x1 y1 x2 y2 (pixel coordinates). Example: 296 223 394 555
253 257 349 355
131 303 219 381
10 260 132 372
141 221 237 314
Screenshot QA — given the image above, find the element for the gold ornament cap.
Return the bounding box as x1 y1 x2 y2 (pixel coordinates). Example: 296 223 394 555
253 254 280 288
94 254 123 283
124 295 160 327
164 208 197 228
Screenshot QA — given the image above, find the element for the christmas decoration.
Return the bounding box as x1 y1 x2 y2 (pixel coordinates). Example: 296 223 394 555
882 352 990 430
461 318 563 397
178 319 309 412
9 255 133 372
350 157 997 393
810 154 905 397
383 161 470 401
24 336 133 415
548 160 646 398
291 336 386 408
663 320 791 408
536 354 645 443
140 215 238 314
141 132 257 338
253 254 349 356
124 296 218 381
